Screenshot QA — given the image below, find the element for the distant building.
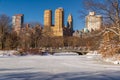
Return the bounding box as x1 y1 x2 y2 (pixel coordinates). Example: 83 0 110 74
43 7 73 36
73 30 82 37
12 14 24 34
67 14 73 36
20 23 42 36
86 12 102 32
83 28 89 33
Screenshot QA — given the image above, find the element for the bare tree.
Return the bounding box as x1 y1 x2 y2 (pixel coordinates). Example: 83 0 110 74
32 24 42 48
83 0 120 40
0 14 11 49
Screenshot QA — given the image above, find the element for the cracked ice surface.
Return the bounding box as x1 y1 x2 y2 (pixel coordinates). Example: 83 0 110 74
0 54 120 80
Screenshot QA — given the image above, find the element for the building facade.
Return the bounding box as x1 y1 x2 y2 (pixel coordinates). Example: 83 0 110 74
44 10 52 27
43 8 73 36
12 14 24 34
86 12 102 32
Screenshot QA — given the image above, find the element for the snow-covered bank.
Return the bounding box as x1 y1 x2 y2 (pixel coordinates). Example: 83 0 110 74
86 51 120 65
0 50 19 56
103 55 120 64
104 58 120 64
86 51 101 59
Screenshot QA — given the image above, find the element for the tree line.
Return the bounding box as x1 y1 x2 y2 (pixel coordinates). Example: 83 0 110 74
0 14 102 50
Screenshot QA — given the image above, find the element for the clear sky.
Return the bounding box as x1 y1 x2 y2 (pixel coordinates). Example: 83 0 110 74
0 0 86 30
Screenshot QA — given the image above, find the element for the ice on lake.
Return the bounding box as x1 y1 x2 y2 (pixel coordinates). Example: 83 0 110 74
0 52 120 80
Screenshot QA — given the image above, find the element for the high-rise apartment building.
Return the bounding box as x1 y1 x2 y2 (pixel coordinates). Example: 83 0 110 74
12 14 24 34
86 12 102 32
55 8 64 28
44 10 52 27
52 8 64 36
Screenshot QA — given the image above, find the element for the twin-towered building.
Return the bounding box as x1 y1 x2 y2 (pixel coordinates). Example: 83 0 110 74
12 7 73 36
43 8 73 36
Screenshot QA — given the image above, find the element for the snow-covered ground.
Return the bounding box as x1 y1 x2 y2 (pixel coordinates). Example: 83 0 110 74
0 50 19 56
0 52 120 80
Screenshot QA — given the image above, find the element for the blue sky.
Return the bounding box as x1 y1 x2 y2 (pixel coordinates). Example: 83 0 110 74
0 0 86 30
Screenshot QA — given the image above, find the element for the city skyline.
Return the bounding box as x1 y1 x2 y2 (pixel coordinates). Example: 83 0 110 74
0 0 85 30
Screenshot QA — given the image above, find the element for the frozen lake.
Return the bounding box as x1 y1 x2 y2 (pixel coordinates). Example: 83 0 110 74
0 54 120 80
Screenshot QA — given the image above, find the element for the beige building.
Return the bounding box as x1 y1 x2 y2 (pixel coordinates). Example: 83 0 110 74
44 10 52 27
12 14 24 34
86 12 102 32
44 8 73 36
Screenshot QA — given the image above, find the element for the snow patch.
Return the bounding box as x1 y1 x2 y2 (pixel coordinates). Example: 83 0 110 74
104 58 120 64
86 51 100 56
86 51 101 59
113 61 120 64
0 50 19 57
